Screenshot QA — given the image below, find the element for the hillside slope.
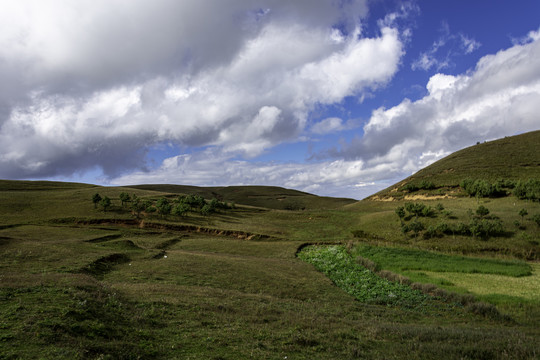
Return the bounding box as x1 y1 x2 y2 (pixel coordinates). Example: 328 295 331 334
126 184 357 210
370 130 540 199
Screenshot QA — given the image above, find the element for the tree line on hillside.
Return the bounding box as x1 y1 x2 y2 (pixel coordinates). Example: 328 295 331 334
401 178 540 201
394 202 540 241
92 192 234 218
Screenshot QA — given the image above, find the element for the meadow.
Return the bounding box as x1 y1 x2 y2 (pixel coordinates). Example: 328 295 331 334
0 178 539 359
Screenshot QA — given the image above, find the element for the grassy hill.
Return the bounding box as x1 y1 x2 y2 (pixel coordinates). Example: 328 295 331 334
370 129 540 200
1 129 540 359
126 184 357 210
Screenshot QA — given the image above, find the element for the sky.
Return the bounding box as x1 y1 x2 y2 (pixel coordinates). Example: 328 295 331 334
1 1 539 199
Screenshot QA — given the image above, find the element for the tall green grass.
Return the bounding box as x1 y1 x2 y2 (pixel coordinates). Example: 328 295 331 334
298 245 430 307
352 244 532 277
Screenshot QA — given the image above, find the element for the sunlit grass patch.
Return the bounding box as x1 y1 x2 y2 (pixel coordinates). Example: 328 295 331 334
418 263 540 303
352 244 532 277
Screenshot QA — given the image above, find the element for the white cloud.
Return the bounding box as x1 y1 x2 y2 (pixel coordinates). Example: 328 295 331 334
111 30 540 199
412 22 480 71
311 117 345 135
338 29 540 179
460 34 481 54
0 0 406 180
110 148 392 199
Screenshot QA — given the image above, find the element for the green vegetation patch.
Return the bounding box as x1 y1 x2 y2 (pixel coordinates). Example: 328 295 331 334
298 245 429 307
352 245 532 277
0 284 159 359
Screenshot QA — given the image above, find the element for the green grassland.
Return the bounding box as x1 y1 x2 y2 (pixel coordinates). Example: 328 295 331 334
1 131 540 359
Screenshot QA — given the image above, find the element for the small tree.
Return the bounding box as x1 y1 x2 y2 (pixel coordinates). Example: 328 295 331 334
172 203 190 217
119 192 131 207
405 202 427 219
156 198 171 217
131 197 146 218
92 193 102 209
476 205 490 218
519 208 528 221
100 196 111 212
200 204 213 216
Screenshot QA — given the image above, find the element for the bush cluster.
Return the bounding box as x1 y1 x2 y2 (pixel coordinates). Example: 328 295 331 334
91 192 233 218
402 202 435 218
397 202 505 240
460 179 508 198
401 180 436 192
423 218 504 240
513 179 540 201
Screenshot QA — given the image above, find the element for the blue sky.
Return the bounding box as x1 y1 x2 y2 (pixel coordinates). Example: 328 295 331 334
0 1 539 199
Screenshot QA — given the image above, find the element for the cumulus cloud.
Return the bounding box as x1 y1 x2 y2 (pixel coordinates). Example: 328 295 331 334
111 27 540 199
0 0 406 180
333 28 540 178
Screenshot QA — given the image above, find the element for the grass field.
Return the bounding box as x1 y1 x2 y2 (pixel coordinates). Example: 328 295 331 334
1 128 540 360
2 220 538 359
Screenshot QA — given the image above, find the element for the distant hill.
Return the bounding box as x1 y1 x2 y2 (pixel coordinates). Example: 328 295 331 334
125 184 357 210
369 130 540 199
0 180 96 191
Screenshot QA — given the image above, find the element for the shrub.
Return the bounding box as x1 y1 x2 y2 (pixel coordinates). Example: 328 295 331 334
395 206 405 220
419 180 435 190
476 205 490 218
460 178 507 198
402 183 419 192
513 179 540 201
99 196 111 212
407 221 424 237
436 222 451 234
172 203 190 217
421 206 435 217
156 198 172 216
119 192 131 207
401 180 436 192
455 222 470 236
200 204 214 216
405 202 427 218
469 219 504 239
92 193 102 209
532 214 540 227
495 178 515 189
442 210 454 219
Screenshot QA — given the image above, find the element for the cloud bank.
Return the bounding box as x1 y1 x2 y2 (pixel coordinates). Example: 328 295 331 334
0 0 402 180
1 2 539 199
113 28 540 199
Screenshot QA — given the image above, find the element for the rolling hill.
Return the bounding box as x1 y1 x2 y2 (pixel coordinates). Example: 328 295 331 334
0 131 539 359
126 184 357 210
369 129 540 199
